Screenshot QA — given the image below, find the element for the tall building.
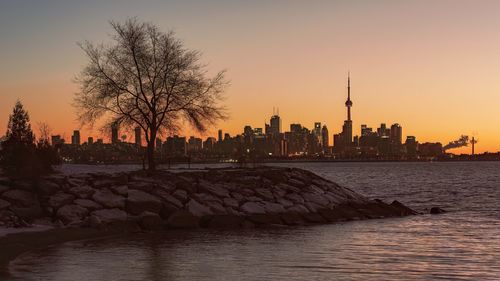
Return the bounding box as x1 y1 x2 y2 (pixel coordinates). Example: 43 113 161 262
313 122 321 142
321 125 329 153
269 114 282 136
51 135 63 146
111 123 119 144
218 129 223 143
87 137 94 145
390 123 403 144
71 130 80 145
134 127 142 147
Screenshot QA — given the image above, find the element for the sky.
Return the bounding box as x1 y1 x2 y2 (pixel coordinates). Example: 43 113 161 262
1 0 499 154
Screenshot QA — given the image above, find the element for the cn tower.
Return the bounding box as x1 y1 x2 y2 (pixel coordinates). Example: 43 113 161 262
342 72 353 146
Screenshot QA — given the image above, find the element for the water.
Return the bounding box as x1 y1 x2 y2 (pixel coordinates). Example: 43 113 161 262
9 162 500 280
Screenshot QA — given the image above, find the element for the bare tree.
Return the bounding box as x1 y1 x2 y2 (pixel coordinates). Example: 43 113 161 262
37 122 52 143
74 18 227 171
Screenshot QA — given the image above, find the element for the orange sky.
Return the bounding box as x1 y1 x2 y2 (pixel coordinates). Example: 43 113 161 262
1 1 499 154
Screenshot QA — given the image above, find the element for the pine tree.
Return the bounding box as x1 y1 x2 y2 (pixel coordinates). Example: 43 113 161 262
6 101 35 145
1 101 36 176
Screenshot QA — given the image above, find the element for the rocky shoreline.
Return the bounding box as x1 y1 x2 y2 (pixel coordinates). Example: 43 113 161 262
0 167 417 275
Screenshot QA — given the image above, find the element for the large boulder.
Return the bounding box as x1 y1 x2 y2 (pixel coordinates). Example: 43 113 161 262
69 185 95 199
139 211 163 230
90 208 128 226
128 181 154 193
172 189 188 203
109 185 128 196
240 202 266 215
186 199 213 217
0 199 10 210
198 180 230 198
74 199 103 211
48 192 76 209
262 202 286 214
92 189 125 209
152 189 183 208
38 180 60 195
56 204 88 225
126 190 162 215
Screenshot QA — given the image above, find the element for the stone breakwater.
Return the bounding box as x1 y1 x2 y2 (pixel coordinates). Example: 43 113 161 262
0 167 417 230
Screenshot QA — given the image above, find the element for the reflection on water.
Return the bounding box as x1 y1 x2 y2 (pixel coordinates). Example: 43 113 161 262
10 162 500 281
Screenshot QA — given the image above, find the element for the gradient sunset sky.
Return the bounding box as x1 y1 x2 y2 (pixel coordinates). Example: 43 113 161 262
1 0 499 154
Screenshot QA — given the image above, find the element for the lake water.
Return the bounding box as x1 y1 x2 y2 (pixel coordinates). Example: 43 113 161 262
9 162 500 280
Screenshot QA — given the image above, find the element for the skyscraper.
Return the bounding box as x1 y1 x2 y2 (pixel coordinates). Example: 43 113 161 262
111 123 119 144
71 130 80 145
218 129 223 143
269 113 282 136
135 126 142 147
313 122 321 142
390 123 403 144
321 125 329 153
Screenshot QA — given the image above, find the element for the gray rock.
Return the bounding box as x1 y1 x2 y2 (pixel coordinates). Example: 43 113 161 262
152 189 183 208
140 211 163 230
223 198 239 209
172 189 188 203
205 201 226 214
56 204 88 225
247 196 263 202
276 198 294 208
254 188 274 201
262 202 286 214
126 190 162 215
192 192 221 204
303 193 330 207
48 192 76 209
199 180 229 198
92 189 125 209
38 180 60 195
69 185 95 199
91 208 127 225
0 199 11 210
305 201 324 213
230 191 244 202
92 179 115 189
240 202 266 215
285 193 305 204
108 185 128 196
74 199 102 211
287 204 310 214
186 199 213 217
128 181 154 193
2 189 36 207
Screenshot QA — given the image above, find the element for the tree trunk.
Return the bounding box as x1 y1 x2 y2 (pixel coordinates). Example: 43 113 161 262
147 141 155 171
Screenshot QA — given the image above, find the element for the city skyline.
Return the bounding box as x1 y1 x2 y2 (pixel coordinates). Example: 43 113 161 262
2 1 500 153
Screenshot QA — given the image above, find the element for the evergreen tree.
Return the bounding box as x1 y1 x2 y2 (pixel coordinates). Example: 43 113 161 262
1 101 37 176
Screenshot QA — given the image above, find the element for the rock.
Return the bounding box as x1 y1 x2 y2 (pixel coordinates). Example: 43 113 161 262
205 201 226 214
38 180 60 195
305 201 324 213
74 199 103 211
0 184 10 194
199 180 230 198
56 204 88 225
254 188 274 201
92 179 115 189
153 189 183 208
128 181 154 193
67 177 87 187
240 202 266 215
223 198 239 209
430 207 446 214
92 189 125 209
287 204 310 214
69 185 95 199
172 189 188 203
159 202 180 219
192 192 221 204
208 215 243 228
126 190 162 215
280 212 305 225
262 202 286 214
285 193 305 204
301 212 326 223
303 193 329 207
0 199 10 210
2 189 36 207
390 200 418 216
230 191 244 202
186 199 213 217
90 208 127 225
276 198 294 208
108 185 128 196
48 192 75 209
166 210 199 228
140 211 163 230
